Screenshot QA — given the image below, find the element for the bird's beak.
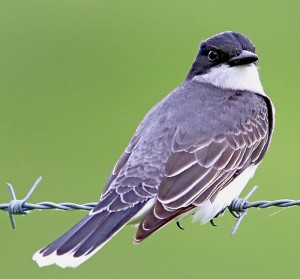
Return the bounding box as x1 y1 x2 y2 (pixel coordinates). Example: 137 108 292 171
227 50 258 67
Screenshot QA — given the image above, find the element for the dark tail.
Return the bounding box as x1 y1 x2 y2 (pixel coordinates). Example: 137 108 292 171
33 203 144 268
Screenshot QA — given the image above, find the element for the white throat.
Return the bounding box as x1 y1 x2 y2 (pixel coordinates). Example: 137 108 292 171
194 63 265 95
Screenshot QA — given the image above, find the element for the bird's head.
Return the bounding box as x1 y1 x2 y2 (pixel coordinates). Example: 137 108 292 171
187 31 264 94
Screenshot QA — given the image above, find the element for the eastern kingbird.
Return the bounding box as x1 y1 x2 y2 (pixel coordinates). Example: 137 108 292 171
33 31 275 268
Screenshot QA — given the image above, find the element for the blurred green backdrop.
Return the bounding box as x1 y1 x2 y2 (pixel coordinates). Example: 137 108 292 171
0 1 299 278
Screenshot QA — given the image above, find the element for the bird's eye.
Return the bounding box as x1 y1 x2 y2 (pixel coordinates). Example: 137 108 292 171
208 50 219 62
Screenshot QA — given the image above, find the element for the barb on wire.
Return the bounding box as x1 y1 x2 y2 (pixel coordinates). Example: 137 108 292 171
0 177 299 234
5 176 43 229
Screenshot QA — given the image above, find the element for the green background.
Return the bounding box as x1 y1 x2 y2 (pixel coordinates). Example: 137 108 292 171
0 1 299 278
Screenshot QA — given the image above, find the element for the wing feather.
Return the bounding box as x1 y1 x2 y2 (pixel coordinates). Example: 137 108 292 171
165 152 197 177
158 164 211 203
195 141 228 167
162 168 220 210
136 94 272 242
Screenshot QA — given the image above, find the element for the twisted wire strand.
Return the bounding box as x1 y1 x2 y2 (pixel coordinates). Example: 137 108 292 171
0 177 299 234
0 202 97 212
1 199 299 213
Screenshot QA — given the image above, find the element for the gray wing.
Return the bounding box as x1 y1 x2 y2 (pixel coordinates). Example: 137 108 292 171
135 93 273 242
101 133 141 195
92 123 177 215
92 134 151 214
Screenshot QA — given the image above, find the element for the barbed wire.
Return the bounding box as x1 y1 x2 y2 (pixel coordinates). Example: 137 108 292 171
0 177 299 235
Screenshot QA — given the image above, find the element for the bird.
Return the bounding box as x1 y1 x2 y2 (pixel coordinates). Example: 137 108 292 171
33 31 275 268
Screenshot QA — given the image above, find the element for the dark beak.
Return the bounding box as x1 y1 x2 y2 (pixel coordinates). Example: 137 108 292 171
228 50 258 67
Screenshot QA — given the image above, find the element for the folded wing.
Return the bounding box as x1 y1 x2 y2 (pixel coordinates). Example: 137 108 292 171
135 96 271 242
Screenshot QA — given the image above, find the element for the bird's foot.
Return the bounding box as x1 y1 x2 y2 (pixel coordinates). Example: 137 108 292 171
176 221 185 230
209 208 227 227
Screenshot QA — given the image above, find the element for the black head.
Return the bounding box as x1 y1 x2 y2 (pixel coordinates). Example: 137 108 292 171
187 31 257 80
